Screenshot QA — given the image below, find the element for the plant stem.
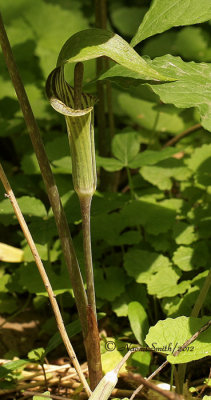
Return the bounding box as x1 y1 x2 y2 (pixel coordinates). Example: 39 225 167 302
0 163 91 397
80 196 96 315
126 167 135 199
163 124 201 148
177 269 211 393
0 12 89 339
73 63 103 389
191 269 211 318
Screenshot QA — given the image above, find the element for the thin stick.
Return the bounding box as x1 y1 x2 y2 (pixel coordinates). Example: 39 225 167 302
0 163 91 397
130 360 169 400
174 318 211 357
163 124 201 148
130 373 183 400
0 11 89 339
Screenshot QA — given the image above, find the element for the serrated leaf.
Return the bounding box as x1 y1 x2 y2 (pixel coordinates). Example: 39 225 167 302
145 316 211 364
131 0 211 46
57 28 174 82
128 301 149 345
147 55 211 131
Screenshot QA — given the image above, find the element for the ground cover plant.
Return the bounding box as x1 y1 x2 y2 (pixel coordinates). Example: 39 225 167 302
0 0 211 399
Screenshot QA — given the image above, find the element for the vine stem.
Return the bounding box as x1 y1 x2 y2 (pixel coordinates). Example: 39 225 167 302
163 123 201 147
0 11 89 343
0 163 91 397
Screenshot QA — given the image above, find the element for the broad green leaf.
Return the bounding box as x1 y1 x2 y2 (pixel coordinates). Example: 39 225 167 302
0 196 46 226
95 267 127 301
128 301 149 345
19 262 73 295
129 350 151 376
101 55 211 131
146 233 173 252
147 55 211 132
0 359 28 379
112 133 140 166
124 249 170 283
120 199 183 235
173 243 209 271
33 391 52 400
57 29 174 82
101 338 128 373
129 148 179 169
0 274 10 292
131 0 211 46
147 265 190 298
145 316 211 364
142 31 177 59
28 348 45 362
117 93 188 134
172 222 197 245
96 155 123 172
0 293 18 314
110 6 147 37
140 159 192 190
173 246 194 271
175 27 211 63
186 144 211 186
112 283 147 317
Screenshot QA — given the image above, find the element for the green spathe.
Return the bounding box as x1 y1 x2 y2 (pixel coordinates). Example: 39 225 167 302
57 28 174 82
46 66 97 197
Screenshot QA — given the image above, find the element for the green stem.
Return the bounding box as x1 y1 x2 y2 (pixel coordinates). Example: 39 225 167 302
80 195 96 315
177 269 211 393
170 365 175 392
126 167 135 199
0 12 88 339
